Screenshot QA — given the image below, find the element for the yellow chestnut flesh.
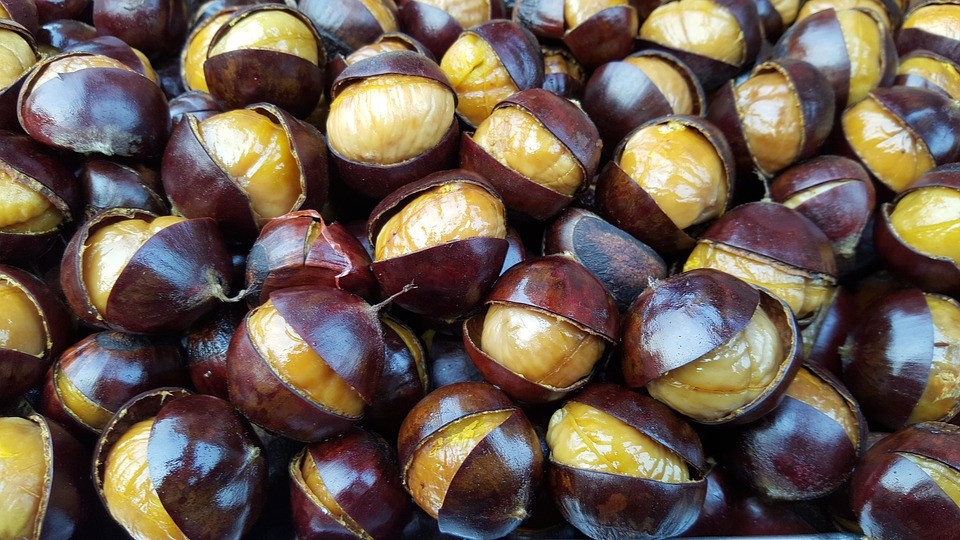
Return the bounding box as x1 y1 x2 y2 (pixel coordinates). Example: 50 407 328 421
34 54 137 88
565 0 629 29
0 417 46 540
684 241 834 319
898 452 960 506
838 8 884 106
300 451 365 535
182 12 231 93
546 401 690 481
55 367 114 430
103 418 188 540
344 39 412 65
647 304 783 421
248 299 365 417
374 182 506 261
0 167 63 233
640 0 746 65
544 50 583 81
327 74 455 164
0 278 45 356
619 121 727 230
82 216 186 316
901 5 960 41
786 368 859 445
357 0 399 32
208 11 319 64
199 109 302 222
472 105 584 195
897 54 960 100
888 187 960 265
419 0 491 29
735 70 803 175
382 317 428 389
0 29 36 88
797 0 890 29
842 96 936 192
480 304 605 389
441 33 518 126
624 56 694 115
406 410 512 518
908 295 960 424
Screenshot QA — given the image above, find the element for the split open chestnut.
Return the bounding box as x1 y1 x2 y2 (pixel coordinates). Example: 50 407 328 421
299 0 400 58
541 46 585 101
366 314 428 435
180 8 234 94
398 382 543 539
897 0 960 66
398 0 506 59
325 32 434 94
895 50 960 99
547 383 707 539
80 158 167 219
622 269 803 424
0 20 37 131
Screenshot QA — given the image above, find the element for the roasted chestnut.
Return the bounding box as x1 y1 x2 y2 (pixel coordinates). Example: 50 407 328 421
398 0 506 59
895 50 960 99
327 51 459 199
0 0 39 34
800 286 857 376
33 0 88 24
325 31 434 94
227 286 384 441
796 0 896 29
35 19 97 51
162 103 329 240
93 389 267 539
460 88 601 221
18 52 170 158
92 0 187 59
547 383 707 539
290 427 410 539
367 170 508 319
595 115 734 256
622 269 803 424
842 288 960 431
439 20 543 127
183 304 244 400
897 0 960 65
398 382 543 539
80 158 166 219
0 264 71 405
299 0 400 57
167 90 222 128
683 202 838 322
0 20 37 131
179 7 235 94
64 35 159 83
60 208 233 335
365 314 428 435
540 46 585 101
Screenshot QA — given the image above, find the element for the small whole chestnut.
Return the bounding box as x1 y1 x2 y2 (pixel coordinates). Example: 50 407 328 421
92 0 187 59
80 158 167 219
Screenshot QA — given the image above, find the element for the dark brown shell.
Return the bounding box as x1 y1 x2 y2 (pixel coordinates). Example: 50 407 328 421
81 158 167 218
36 19 97 50
0 21 37 130
398 0 506 59
428 333 484 389
299 0 399 57
773 8 852 108
184 304 244 400
92 0 187 58
168 91 222 128
897 0 960 65
562 5 638 70
326 32 436 93
802 287 857 377
0 0 39 34
468 20 545 102
364 315 427 435
63 36 156 80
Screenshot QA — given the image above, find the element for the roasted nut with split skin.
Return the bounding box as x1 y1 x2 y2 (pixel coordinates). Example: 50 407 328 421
64 35 159 83
167 90 222 129
595 115 734 257
398 382 543 539
299 0 399 58
895 50 960 99
796 0 897 29
365 314 428 436
397 0 506 60
622 269 803 425
463 255 619 403
540 46 585 101
754 0 800 39
460 88 601 221
179 7 235 95
325 32 435 96
35 19 96 52
183 304 244 400
547 383 707 539
92 0 187 59
80 158 167 219
93 389 267 540
897 0 960 66
0 0 39 35
0 20 38 131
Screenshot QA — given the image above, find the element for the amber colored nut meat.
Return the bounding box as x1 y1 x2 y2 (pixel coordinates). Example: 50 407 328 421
180 9 234 93
897 0 960 65
0 21 37 90
299 0 399 58
884 184 960 274
558 0 638 70
0 416 49 539
895 50 960 99
835 8 888 105
80 159 167 219
623 54 699 116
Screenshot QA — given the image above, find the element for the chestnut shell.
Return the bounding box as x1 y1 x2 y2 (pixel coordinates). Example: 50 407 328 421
80 158 167 218
897 0 960 65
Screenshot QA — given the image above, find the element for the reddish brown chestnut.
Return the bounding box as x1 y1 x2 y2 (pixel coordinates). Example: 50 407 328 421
92 0 187 59
33 0 87 24
290 428 410 539
398 382 543 539
460 88 601 221
462 255 619 403
167 90 221 128
622 269 803 424
540 46 585 101
398 0 506 59
800 286 857 377
547 383 707 539
0 0 39 34
0 20 38 131
897 0 960 65
35 19 97 51
299 0 400 57
93 389 267 540
80 158 166 219
365 314 428 435
63 35 159 83
183 304 244 400
895 50 960 99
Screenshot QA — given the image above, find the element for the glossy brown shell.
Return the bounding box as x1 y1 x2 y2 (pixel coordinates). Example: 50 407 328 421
398 0 506 59
81 158 167 219
893 50 960 98
59 208 233 335
63 36 156 80
0 0 39 34
802 287 857 377
365 315 427 435
35 19 96 50
540 46 585 101
897 0 960 65
325 32 436 93
299 0 399 57
168 91 222 128
92 0 187 58
184 304 244 400
563 5 639 70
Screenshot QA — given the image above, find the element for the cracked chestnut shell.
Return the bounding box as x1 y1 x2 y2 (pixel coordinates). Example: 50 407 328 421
63 35 159 83
80 158 167 219
167 91 221 129
0 20 38 131
894 49 960 100
460 88 601 221
398 382 543 539
59 208 233 335
398 0 507 59
92 0 187 59
299 0 400 58
463 255 619 403
540 46 585 101
0 0 39 34
183 304 244 400
547 383 707 539
851 422 960 538
290 427 410 539
365 314 428 436
93 389 267 540
622 269 803 425
325 32 435 96
897 0 960 66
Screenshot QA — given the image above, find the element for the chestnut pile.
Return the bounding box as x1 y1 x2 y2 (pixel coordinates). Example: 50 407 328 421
2 0 960 538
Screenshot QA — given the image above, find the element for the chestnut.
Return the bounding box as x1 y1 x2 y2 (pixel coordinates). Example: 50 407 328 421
754 0 799 39
623 269 803 424
840 86 960 194
17 52 170 158
851 422 960 538
92 0 187 59
33 0 87 24
227 286 384 442
167 90 221 129
897 0 960 65
460 88 601 221
638 0 762 90
398 0 507 59
540 46 585 101
595 115 734 257
683 201 838 322
708 59 835 180
179 7 234 94
367 169 508 319
64 35 159 83
35 19 97 51
842 288 960 431
582 50 706 153
299 0 400 57
325 32 435 94
462 255 619 403
0 20 38 131
796 0 897 30
439 20 543 128
513 0 639 69
801 286 857 377
895 50 960 99
0 264 72 405
543 207 668 311
398 382 543 539
327 50 459 199
874 163 960 296
0 130 78 265
183 304 244 400
162 103 329 240
290 428 410 539
426 331 484 389
93 389 267 539
80 158 167 219
60 208 233 335
547 383 707 539
0 0 39 34
365 314 428 435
